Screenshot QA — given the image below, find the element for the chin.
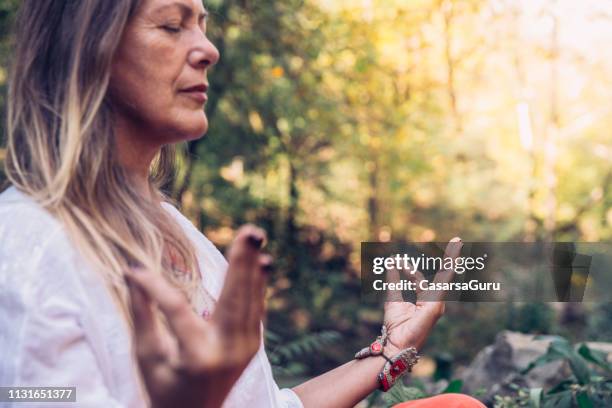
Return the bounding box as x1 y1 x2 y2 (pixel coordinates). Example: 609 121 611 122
174 115 208 142
184 129 207 142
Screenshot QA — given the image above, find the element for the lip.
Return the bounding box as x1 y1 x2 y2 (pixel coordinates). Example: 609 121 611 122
179 84 209 103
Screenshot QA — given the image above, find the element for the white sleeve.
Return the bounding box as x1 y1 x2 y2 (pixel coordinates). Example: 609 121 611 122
278 388 304 408
0 236 126 408
13 293 125 407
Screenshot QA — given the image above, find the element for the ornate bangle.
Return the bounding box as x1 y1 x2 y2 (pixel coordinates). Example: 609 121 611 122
355 325 388 359
377 346 419 391
355 325 420 392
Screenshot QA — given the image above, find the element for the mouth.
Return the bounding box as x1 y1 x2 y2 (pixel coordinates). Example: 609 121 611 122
179 84 209 104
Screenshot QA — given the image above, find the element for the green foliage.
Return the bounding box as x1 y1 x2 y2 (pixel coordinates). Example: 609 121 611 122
494 337 612 408
382 384 429 406
378 378 464 407
0 0 19 185
512 303 555 335
266 329 341 377
381 379 429 406
443 379 464 394
587 303 612 342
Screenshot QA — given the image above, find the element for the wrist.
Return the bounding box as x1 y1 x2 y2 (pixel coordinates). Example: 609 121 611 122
382 339 402 357
386 330 419 354
354 324 420 392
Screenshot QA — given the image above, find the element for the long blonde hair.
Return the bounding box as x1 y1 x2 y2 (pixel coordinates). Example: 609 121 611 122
4 0 201 321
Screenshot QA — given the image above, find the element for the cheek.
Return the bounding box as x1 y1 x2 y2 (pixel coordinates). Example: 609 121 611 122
110 41 208 140
111 35 172 107
112 44 177 110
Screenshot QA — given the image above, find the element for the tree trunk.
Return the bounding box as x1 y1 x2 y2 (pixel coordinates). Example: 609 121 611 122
367 160 379 240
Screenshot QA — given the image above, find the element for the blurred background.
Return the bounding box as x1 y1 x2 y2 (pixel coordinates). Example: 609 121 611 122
1 0 610 406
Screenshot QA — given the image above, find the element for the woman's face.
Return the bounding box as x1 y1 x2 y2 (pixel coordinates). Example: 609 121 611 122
109 0 219 144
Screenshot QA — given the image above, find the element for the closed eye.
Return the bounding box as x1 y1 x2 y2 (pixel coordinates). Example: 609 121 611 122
161 25 181 33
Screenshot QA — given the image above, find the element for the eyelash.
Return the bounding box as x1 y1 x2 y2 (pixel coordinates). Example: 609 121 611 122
162 25 181 33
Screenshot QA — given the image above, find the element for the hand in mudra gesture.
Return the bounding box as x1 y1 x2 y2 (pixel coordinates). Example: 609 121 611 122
383 238 463 352
125 225 271 408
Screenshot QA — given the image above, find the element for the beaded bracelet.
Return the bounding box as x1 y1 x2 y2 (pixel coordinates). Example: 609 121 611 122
355 325 420 392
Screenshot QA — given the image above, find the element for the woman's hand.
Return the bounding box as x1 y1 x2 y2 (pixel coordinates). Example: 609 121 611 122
125 225 271 408
383 238 463 352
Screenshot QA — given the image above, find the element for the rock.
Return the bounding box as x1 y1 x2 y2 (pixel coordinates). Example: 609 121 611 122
459 331 611 404
585 341 612 358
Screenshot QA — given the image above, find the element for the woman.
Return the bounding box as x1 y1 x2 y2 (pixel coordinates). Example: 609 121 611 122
0 0 484 407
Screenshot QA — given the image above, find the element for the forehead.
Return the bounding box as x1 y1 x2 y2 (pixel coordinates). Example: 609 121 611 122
140 0 207 16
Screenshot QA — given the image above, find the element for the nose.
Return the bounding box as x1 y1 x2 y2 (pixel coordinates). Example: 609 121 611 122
187 36 220 69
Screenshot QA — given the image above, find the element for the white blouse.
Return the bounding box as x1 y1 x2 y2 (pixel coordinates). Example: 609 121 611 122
0 186 303 408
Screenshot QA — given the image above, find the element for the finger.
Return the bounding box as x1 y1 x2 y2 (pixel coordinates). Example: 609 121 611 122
215 225 266 335
385 267 403 302
221 225 264 324
225 224 266 259
433 237 463 284
426 237 463 302
125 268 203 354
126 275 167 368
401 265 426 297
248 254 272 336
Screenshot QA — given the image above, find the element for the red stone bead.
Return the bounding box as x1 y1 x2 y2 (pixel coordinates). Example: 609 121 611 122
390 361 406 378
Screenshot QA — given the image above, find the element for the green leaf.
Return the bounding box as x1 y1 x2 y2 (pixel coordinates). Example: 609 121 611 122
521 349 564 374
410 378 428 393
543 390 572 408
576 391 594 408
534 335 568 343
547 380 574 394
441 379 463 394
382 385 427 405
268 330 341 375
577 343 612 372
529 387 542 408
548 340 591 385
265 330 282 344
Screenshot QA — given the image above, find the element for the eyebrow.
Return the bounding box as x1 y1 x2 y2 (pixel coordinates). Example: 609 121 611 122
153 1 209 23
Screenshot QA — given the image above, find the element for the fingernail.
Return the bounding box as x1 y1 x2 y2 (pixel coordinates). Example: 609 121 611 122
261 263 274 275
260 257 274 275
450 237 462 243
247 234 264 249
